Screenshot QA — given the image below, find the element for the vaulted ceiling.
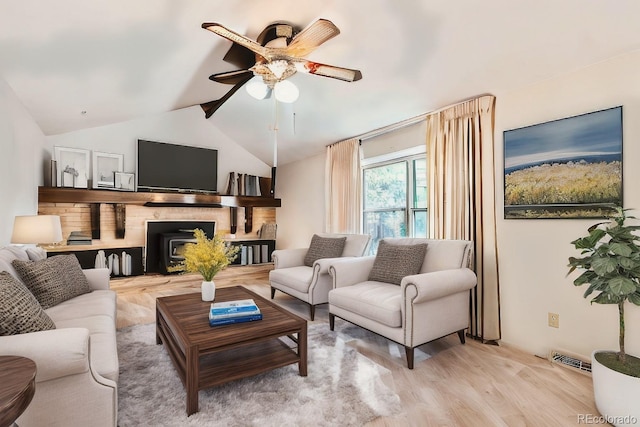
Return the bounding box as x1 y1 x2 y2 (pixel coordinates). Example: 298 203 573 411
1 1 640 165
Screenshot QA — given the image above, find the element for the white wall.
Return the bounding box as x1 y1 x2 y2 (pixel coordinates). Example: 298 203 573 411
496 50 640 360
275 152 325 249
0 77 45 245
45 106 271 192
279 50 640 361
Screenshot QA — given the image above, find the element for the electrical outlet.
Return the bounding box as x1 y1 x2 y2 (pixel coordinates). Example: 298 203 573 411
548 312 559 328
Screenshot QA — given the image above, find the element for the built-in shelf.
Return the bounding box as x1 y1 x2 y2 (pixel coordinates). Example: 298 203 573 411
38 187 281 238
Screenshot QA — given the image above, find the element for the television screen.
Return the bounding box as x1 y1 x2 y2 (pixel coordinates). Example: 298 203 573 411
136 140 218 193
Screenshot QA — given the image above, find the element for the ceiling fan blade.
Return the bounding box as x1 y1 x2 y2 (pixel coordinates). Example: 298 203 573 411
200 73 253 119
202 23 268 58
209 69 253 84
284 19 340 57
222 23 293 68
293 60 362 82
222 43 256 68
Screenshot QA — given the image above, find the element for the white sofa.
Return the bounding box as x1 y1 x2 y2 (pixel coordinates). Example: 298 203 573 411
0 246 118 427
269 233 371 320
328 238 477 369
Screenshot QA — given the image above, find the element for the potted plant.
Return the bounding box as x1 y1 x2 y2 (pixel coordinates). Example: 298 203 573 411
568 207 640 425
173 229 239 301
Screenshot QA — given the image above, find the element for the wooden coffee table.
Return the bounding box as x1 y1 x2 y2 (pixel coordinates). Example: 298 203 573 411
156 286 307 416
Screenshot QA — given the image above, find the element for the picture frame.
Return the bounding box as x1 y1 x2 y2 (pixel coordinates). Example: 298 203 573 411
114 172 136 191
504 106 623 219
54 146 90 188
93 151 124 189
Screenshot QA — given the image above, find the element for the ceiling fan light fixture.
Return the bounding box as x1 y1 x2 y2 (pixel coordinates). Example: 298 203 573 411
274 80 299 103
246 77 270 100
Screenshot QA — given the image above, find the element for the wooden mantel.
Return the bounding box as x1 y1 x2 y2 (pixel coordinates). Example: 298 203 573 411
38 187 281 238
38 187 281 208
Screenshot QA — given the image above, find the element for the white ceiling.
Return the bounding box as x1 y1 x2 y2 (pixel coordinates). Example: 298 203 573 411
1 0 640 165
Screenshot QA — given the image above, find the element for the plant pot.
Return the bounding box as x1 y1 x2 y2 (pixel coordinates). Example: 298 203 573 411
201 280 215 302
591 350 640 426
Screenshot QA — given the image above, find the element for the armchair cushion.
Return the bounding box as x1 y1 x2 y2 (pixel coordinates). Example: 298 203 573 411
328 281 402 327
368 241 427 285
12 255 91 309
269 266 315 293
303 234 347 267
0 271 56 335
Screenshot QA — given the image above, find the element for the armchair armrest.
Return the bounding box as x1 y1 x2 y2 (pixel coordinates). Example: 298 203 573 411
83 268 110 290
401 268 477 304
314 257 356 275
0 328 90 382
328 256 376 288
272 248 308 269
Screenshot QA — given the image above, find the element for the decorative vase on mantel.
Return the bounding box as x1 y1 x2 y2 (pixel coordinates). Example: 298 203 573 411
201 280 216 302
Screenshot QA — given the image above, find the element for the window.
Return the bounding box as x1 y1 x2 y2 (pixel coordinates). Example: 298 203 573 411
362 154 427 254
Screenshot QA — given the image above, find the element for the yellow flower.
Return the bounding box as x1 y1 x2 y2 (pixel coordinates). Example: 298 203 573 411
176 229 239 281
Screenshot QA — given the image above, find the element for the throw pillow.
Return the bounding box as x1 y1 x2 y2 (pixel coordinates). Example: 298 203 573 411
0 271 56 336
303 235 347 267
368 241 428 285
12 255 91 309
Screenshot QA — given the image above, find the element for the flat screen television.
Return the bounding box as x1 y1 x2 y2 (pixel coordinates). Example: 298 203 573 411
136 139 218 193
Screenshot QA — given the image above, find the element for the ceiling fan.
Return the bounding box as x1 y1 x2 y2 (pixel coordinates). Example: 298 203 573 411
199 18 362 118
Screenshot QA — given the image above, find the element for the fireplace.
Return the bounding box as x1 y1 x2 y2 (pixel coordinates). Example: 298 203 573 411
144 220 215 274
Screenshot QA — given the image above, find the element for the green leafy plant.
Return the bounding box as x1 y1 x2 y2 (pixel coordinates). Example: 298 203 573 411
568 207 640 376
170 229 239 281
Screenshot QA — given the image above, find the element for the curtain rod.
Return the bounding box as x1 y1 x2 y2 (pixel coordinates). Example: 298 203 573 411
335 93 493 144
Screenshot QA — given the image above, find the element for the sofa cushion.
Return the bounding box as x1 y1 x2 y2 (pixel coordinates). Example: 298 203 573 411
54 314 119 382
368 241 427 285
0 246 30 281
0 271 56 336
304 234 347 267
45 290 117 322
26 246 47 261
12 255 91 309
329 281 402 327
269 266 314 293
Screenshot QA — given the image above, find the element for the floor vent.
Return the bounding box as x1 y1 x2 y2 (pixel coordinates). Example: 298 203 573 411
549 350 592 374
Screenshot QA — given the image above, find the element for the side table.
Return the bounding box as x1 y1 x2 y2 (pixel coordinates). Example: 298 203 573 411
0 356 36 427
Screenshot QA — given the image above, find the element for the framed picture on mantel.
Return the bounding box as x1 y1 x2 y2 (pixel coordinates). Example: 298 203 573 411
93 151 124 189
54 146 90 188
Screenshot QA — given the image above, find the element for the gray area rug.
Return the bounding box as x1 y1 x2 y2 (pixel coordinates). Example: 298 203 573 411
117 322 401 426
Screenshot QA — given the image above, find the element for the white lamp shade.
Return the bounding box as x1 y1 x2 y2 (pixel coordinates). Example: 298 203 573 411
245 77 270 100
274 80 299 103
11 215 63 244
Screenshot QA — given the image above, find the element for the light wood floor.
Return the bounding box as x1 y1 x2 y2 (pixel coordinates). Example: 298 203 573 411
113 266 599 427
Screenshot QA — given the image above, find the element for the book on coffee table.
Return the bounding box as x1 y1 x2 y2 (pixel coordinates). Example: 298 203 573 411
208 313 263 327
209 299 262 326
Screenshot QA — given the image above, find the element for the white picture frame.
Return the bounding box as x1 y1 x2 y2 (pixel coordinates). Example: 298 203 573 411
93 151 124 189
114 172 136 191
54 146 90 188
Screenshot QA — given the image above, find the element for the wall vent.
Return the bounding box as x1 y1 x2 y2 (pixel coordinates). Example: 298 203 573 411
548 350 592 374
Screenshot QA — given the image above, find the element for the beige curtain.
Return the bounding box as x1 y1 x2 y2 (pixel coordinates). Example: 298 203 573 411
325 138 361 233
426 95 501 342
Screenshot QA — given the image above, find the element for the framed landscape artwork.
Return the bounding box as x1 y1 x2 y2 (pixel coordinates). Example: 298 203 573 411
504 106 622 219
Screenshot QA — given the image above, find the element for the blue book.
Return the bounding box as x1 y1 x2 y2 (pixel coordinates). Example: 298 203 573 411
208 313 262 327
210 299 260 318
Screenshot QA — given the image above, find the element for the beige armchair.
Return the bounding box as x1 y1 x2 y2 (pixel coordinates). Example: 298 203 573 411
269 233 371 320
328 238 476 369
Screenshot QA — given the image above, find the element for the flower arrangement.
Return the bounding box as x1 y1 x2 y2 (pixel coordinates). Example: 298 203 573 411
174 229 239 281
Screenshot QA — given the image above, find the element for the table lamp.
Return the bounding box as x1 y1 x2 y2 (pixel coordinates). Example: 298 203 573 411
11 215 63 247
